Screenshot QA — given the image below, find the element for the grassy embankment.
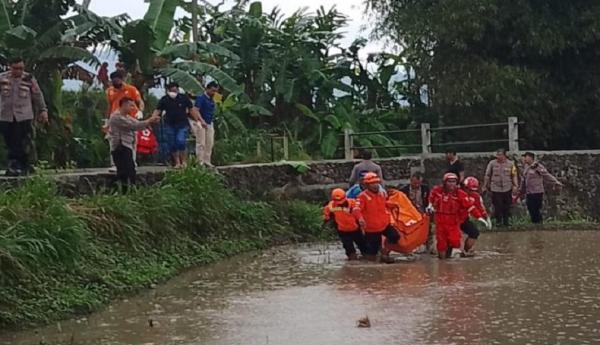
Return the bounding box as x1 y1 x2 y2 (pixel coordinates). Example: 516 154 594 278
0 167 325 329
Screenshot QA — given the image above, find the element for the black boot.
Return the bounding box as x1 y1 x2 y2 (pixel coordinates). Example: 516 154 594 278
502 215 510 227
19 164 35 176
5 160 21 177
445 247 453 258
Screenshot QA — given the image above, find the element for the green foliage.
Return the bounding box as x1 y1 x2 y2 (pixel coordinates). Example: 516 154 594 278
368 0 600 150
288 161 310 175
274 200 330 241
0 178 88 284
143 0 181 51
0 0 126 168
113 0 240 96
172 2 418 161
0 167 322 327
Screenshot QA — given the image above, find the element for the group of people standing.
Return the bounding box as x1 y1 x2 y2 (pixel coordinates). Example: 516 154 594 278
323 148 563 262
444 148 563 226
0 59 221 181
103 70 220 187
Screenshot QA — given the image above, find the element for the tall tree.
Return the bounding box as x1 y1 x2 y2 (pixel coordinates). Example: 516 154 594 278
368 0 600 149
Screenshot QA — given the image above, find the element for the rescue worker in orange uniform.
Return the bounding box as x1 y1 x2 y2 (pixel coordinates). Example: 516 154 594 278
323 188 366 260
427 173 488 259
460 177 492 256
353 173 400 262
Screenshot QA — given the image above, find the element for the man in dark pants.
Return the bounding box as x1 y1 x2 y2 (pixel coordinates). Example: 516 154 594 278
108 98 160 190
323 189 366 260
0 57 48 176
520 152 563 223
354 173 400 263
483 148 519 227
151 82 202 168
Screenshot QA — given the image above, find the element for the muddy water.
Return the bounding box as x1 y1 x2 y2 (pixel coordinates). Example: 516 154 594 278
2 231 600 345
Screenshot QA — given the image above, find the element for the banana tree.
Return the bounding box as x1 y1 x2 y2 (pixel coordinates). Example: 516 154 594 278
113 0 241 96
170 1 416 160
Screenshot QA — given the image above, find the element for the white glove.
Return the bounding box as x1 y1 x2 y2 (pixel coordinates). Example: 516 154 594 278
478 217 492 230
425 203 435 214
136 110 144 120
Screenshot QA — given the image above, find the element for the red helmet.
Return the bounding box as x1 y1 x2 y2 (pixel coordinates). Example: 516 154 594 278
331 188 347 202
464 176 480 191
443 173 459 182
363 172 381 185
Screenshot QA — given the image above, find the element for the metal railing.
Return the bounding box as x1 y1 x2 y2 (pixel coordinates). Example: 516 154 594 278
344 117 521 159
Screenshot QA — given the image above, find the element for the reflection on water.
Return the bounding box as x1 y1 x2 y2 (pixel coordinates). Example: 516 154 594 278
2 231 600 345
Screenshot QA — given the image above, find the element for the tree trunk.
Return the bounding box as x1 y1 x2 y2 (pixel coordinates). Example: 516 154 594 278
191 0 198 42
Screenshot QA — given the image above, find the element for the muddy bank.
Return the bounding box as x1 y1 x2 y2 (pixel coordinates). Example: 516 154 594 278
3 231 600 345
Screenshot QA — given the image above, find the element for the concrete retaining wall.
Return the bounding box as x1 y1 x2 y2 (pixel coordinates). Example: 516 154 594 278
1 150 598 221
219 151 600 221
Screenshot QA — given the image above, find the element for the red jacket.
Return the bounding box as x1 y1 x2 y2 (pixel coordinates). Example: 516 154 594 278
460 189 488 221
429 186 484 225
353 189 390 233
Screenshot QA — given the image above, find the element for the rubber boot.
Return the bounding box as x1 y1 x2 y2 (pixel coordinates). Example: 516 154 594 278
5 160 20 177
445 247 453 259
380 255 396 264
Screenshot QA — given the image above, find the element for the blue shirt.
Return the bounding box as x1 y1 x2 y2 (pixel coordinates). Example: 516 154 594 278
346 184 386 199
194 93 216 125
346 184 363 199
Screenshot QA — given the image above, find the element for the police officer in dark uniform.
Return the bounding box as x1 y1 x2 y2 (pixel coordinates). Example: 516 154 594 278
0 57 48 176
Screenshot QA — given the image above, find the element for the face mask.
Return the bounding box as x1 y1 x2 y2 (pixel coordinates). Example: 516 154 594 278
167 91 178 99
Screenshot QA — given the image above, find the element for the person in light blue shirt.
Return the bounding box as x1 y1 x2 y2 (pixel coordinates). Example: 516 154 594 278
347 171 386 199
192 81 219 166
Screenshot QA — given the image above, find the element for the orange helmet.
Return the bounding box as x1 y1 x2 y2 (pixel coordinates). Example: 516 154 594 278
464 176 480 191
362 172 381 185
443 172 459 182
331 188 347 202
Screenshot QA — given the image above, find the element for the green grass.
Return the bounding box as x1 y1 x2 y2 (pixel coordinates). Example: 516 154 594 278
0 167 324 329
491 216 599 231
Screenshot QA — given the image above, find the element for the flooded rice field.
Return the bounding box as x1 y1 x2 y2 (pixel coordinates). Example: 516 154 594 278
2 231 600 345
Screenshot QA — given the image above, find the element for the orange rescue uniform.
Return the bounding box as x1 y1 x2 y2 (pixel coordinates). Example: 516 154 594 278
323 199 360 232
107 83 142 118
353 190 390 233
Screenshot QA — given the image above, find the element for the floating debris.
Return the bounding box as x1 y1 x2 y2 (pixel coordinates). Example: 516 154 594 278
357 316 371 328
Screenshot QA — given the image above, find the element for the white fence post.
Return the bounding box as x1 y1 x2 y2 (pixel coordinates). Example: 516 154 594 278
421 123 431 155
508 117 519 153
344 129 354 160
283 135 289 160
